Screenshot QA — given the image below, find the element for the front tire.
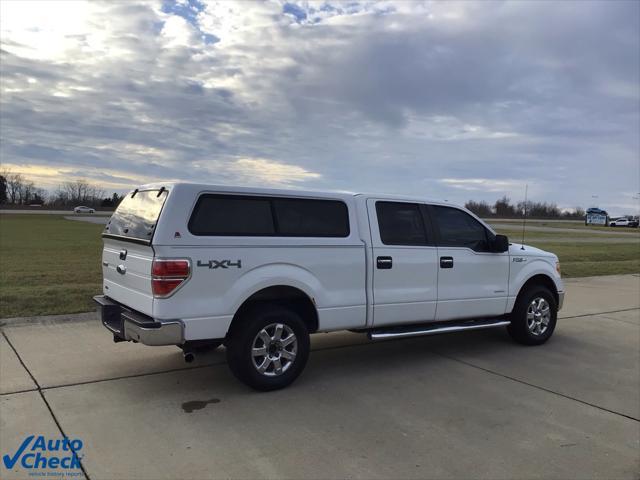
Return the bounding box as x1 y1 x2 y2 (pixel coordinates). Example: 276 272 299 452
226 304 310 391
508 286 557 345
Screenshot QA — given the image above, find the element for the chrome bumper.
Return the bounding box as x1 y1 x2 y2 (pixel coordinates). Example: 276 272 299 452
558 291 565 311
123 319 183 346
94 295 183 346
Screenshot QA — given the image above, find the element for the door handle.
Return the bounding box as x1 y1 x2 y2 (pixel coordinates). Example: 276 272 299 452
377 256 393 269
440 256 454 268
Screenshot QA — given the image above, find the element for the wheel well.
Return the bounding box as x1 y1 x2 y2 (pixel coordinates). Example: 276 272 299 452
517 274 559 305
230 286 319 334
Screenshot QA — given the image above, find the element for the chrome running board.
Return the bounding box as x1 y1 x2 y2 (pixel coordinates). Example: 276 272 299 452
368 319 511 340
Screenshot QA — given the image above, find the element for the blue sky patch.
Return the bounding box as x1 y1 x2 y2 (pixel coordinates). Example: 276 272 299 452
283 3 307 22
161 0 205 25
161 0 218 44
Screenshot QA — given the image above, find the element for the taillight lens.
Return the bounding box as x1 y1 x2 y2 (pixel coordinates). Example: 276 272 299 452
151 259 190 298
152 260 190 277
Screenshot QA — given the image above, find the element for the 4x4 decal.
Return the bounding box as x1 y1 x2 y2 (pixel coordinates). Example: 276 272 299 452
197 259 242 269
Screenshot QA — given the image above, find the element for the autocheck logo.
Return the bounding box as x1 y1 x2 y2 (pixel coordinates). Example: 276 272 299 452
3 435 83 475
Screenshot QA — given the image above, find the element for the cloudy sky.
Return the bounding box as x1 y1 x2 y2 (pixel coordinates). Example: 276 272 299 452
1 0 639 214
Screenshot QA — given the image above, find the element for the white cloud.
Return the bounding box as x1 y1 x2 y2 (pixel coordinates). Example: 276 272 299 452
224 158 321 186
161 15 199 48
439 178 525 193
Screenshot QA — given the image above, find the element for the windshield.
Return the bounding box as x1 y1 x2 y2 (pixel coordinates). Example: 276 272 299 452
103 189 168 243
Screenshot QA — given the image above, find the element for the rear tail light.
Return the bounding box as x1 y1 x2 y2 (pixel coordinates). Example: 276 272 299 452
151 259 190 298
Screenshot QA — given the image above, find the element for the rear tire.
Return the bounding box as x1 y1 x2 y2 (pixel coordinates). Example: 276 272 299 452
226 304 310 391
508 286 557 345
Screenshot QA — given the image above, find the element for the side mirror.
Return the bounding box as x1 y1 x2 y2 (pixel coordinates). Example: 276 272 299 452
490 234 509 253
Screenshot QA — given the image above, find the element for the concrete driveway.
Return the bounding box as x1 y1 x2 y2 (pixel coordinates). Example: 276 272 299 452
1 275 639 479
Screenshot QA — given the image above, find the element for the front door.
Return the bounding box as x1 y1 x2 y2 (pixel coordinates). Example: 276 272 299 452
368 199 439 327
429 205 509 321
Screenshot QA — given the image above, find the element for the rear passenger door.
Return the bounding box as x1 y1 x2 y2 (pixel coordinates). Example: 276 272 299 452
368 199 438 327
429 205 509 321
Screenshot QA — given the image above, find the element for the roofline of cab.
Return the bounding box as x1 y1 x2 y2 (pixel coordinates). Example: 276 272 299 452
125 182 495 235
130 182 461 209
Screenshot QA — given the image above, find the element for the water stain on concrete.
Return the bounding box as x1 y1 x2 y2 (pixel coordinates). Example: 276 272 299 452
182 398 221 413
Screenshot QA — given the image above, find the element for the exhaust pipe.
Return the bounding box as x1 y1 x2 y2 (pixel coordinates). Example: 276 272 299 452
183 351 195 363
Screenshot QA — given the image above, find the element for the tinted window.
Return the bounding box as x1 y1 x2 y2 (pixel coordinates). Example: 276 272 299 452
104 189 168 243
189 195 275 236
376 202 428 246
432 206 489 251
188 195 349 237
273 199 349 237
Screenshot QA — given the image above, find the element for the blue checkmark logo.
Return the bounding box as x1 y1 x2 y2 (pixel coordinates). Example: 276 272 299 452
2 435 34 469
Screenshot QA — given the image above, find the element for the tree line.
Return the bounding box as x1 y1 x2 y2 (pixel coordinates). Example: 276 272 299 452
0 169 123 208
465 196 585 219
0 169 587 218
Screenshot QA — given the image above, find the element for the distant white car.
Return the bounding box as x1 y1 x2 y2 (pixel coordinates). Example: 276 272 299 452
609 218 630 227
74 206 95 214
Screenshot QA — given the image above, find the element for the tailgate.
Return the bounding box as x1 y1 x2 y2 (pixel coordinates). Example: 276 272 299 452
102 238 155 316
101 187 169 316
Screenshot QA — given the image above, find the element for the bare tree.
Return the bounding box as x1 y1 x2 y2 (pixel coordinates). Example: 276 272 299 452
19 180 36 204
32 187 47 205
51 186 70 207
0 168 48 205
0 173 6 204
3 170 24 205
58 179 105 206
465 200 493 217
494 196 517 217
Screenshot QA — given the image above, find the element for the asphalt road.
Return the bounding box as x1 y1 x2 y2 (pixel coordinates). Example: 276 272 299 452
0 210 113 215
1 275 639 479
492 224 640 236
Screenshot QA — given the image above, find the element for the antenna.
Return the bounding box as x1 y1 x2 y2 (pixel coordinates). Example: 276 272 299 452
521 184 528 250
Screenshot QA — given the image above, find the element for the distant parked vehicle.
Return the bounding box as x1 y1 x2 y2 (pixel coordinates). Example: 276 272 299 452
586 207 608 216
74 206 95 214
609 218 630 227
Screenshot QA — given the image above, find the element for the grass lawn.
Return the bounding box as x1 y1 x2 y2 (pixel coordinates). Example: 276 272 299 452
489 225 639 277
0 214 638 318
519 241 639 278
0 215 104 318
491 228 637 240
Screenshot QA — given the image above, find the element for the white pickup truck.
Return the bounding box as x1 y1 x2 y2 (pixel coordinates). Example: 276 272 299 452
95 183 564 390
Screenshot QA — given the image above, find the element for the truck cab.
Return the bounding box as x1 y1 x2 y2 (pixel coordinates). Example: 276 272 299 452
95 183 564 390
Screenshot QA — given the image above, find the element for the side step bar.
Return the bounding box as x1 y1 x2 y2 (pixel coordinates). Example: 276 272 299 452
368 319 511 340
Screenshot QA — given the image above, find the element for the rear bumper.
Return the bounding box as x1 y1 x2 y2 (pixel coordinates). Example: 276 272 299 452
93 295 183 346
